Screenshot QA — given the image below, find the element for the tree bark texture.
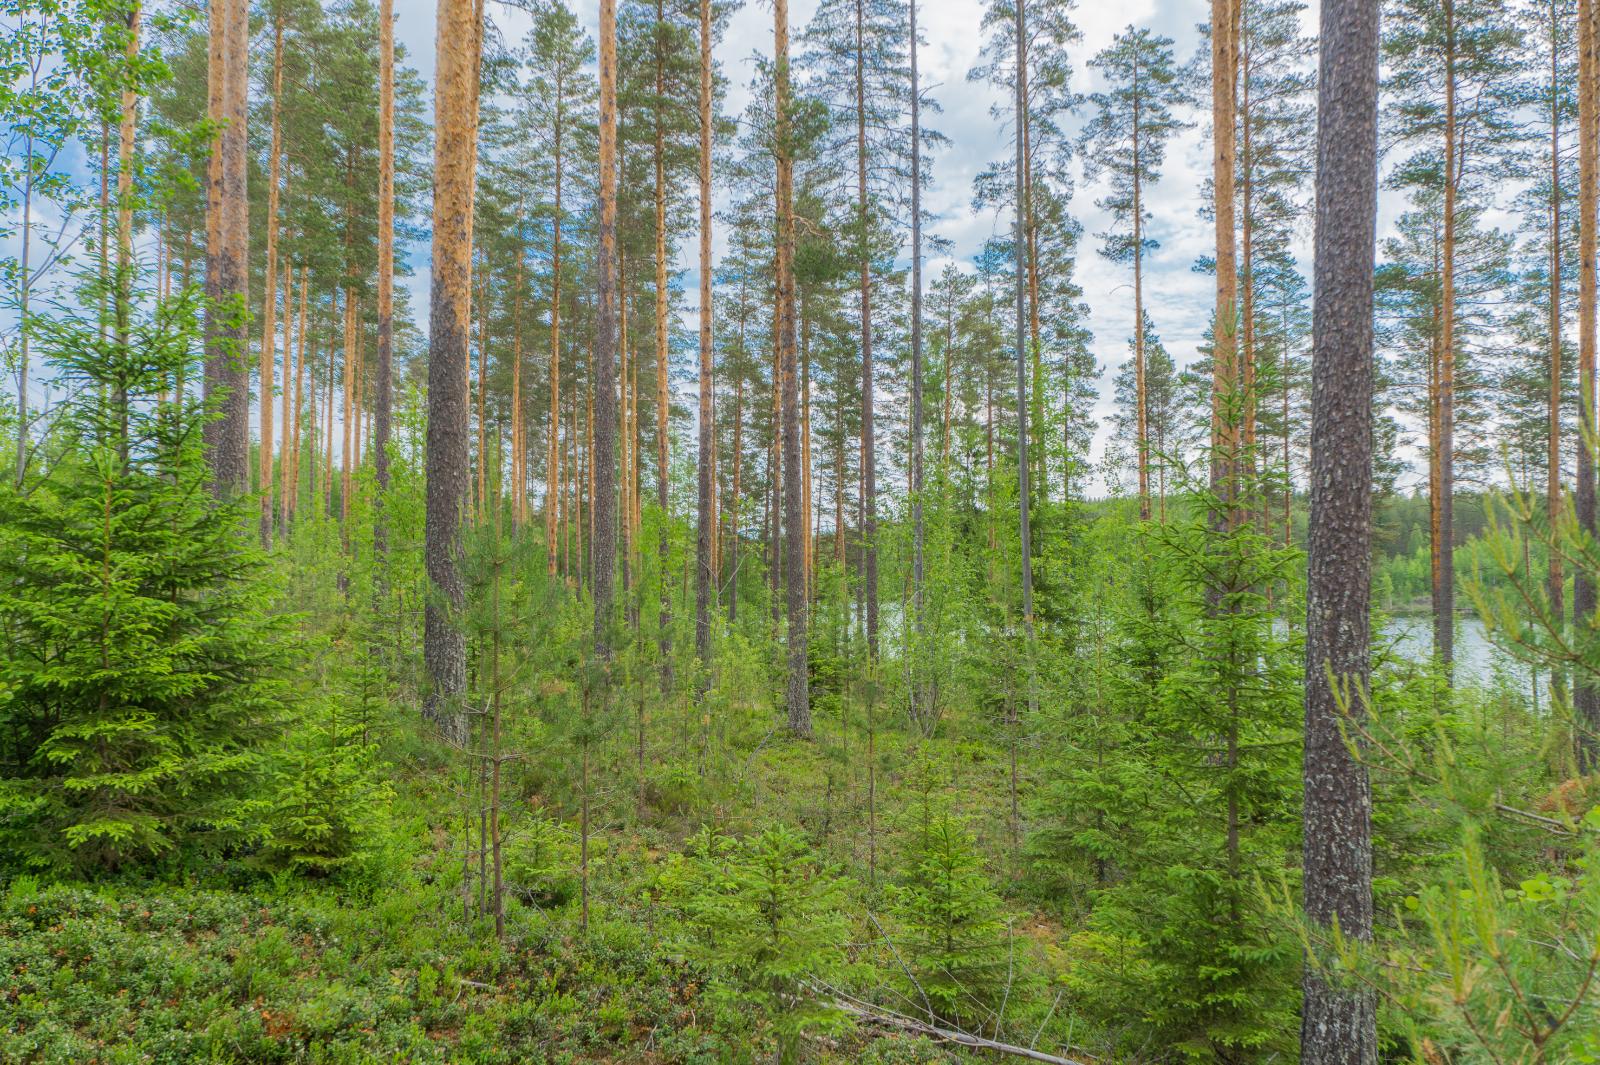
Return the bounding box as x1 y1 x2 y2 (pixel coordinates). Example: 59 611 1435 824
1301 0 1379 1058
203 0 249 496
423 0 482 741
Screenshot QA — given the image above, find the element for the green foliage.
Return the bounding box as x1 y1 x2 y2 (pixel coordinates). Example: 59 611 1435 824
0 276 286 873
1379 826 1600 1063
885 785 1009 1028
0 878 732 1065
255 694 392 878
1031 461 1303 1060
671 823 860 1063
504 813 581 908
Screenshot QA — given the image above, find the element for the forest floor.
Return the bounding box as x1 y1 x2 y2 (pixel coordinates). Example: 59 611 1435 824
0 681 1041 1065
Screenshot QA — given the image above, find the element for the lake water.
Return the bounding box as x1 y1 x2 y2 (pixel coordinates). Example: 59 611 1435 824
1379 615 1534 691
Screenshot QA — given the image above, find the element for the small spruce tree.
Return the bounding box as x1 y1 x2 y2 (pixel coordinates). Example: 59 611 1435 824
0 273 286 873
676 823 856 1064
887 780 1009 1029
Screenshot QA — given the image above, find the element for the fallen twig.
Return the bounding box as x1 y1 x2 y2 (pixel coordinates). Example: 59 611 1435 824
819 989 1094 1065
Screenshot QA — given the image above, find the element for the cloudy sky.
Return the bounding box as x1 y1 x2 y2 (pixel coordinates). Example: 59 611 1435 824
388 0 1267 490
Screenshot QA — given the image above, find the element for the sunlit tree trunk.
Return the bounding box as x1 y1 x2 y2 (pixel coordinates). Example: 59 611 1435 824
375 0 395 569
769 304 782 631
108 1 142 473
1577 0 1599 769
593 0 621 656
258 11 284 543
1013 0 1034 632
1433 0 1459 679
654 0 674 692
423 0 483 740
1240 17 1257 482
695 0 715 686
1210 0 1240 518
853 0 878 659
204 0 249 494
547 94 566 576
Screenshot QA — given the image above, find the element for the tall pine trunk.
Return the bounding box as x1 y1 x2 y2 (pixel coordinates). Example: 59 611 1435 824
853 0 878 659
203 0 249 495
593 0 621 657
341 287 355 530
1013 0 1033 632
374 0 395 569
654 0 673 694
1548 0 1565 677
547 99 565 576
1133 54 1149 521
1301 0 1378 1057
1209 0 1240 517
423 0 483 741
727 340 744 625
258 13 284 544
1434 1 1458 679
695 0 715 685
1577 0 1599 769
1240 19 1258 484
775 0 809 737
511 204 525 528
288 268 307 523
908 0 926 726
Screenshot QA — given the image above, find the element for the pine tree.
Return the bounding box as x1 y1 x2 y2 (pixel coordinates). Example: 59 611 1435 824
1577 0 1599 769
1210 0 1241 517
594 0 621 656
518 0 596 580
1301 0 1379 1056
1235 0 1316 513
801 0 911 662
257 0 287 544
1384 0 1525 677
774 0 809 737
203 0 250 494
1109 313 1182 507
423 0 483 740
693 0 717 690
373 0 395 572
1514 0 1579 673
969 0 1083 515
1081 27 1188 521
